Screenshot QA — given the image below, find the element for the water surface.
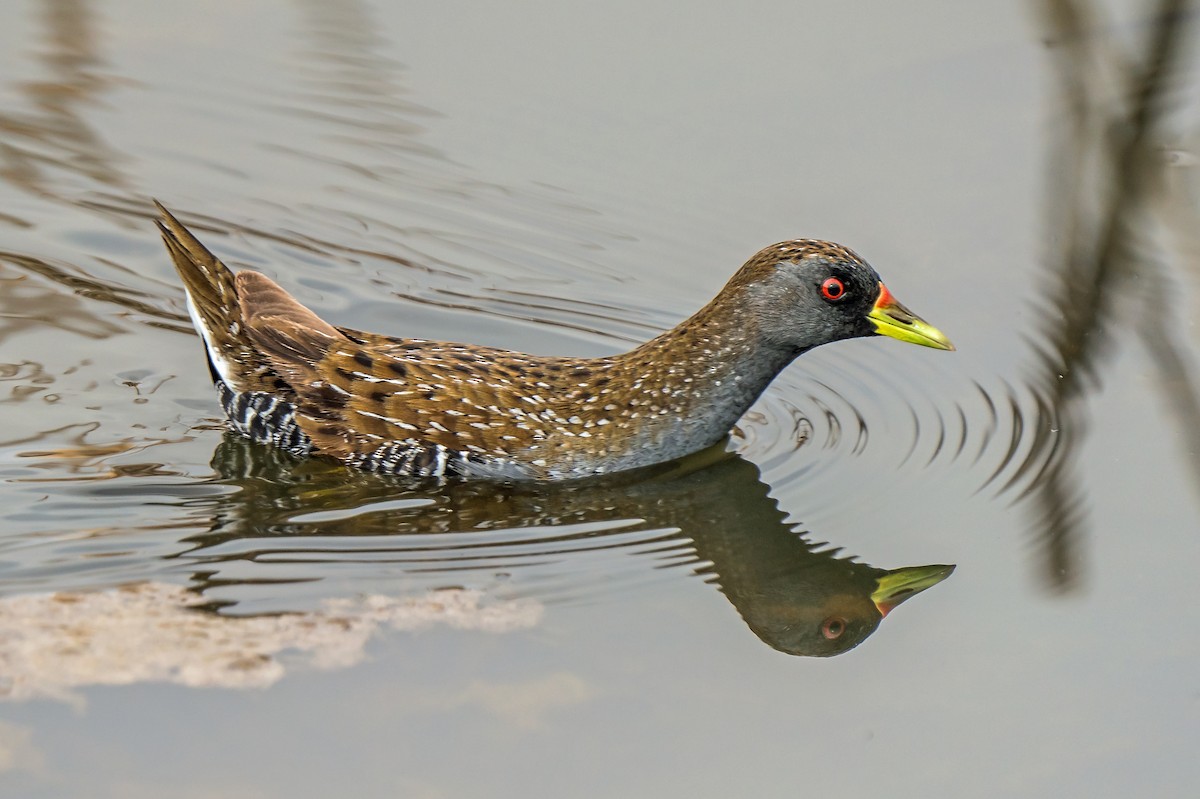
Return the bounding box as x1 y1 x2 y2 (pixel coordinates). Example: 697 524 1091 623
1 1 1198 797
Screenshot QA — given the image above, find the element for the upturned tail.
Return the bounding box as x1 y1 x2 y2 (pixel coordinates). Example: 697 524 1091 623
156 201 277 394
156 202 348 457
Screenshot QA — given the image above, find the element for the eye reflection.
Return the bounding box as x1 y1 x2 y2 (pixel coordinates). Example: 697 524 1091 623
821 617 846 639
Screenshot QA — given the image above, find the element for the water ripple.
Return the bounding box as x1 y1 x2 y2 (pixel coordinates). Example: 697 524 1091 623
729 350 1062 507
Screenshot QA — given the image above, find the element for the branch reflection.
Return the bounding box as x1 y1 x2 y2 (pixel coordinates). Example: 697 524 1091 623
0 0 127 199
1025 0 1200 590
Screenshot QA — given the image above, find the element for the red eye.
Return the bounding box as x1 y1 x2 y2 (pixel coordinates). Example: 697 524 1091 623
820 277 846 301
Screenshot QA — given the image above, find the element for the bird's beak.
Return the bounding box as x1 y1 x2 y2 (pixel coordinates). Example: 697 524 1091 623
871 564 956 617
868 283 955 351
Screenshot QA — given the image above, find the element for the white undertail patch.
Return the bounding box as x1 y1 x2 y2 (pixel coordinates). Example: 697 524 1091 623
184 290 238 389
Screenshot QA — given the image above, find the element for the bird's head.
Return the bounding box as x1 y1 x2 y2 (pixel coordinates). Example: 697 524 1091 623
735 240 955 354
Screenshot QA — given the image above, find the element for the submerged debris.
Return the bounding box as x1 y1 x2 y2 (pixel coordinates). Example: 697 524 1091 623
0 582 542 703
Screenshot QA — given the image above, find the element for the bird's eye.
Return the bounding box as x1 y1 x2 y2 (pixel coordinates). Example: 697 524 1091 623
821 617 846 640
820 277 846 301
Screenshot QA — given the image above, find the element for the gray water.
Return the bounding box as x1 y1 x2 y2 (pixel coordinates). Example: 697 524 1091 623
0 1 1198 797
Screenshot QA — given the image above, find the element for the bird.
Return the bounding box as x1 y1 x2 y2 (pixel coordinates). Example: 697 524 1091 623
156 202 953 481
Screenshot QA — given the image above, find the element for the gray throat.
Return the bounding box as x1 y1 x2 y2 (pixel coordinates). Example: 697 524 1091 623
587 314 800 474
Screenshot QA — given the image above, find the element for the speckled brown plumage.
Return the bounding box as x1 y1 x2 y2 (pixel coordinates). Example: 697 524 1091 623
157 203 952 480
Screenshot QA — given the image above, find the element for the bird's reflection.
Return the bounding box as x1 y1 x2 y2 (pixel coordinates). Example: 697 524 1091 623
187 437 954 658
1 442 956 703
690 509 953 657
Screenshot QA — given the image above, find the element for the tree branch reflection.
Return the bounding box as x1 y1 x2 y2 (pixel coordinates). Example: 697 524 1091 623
1026 0 1198 591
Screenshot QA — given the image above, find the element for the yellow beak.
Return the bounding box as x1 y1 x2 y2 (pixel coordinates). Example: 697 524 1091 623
867 282 955 351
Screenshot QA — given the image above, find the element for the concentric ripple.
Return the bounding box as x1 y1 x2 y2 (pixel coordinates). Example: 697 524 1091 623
733 348 1061 505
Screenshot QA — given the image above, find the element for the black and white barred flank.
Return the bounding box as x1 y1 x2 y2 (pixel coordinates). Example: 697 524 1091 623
347 439 525 479
348 440 463 477
216 380 313 457
215 380 525 479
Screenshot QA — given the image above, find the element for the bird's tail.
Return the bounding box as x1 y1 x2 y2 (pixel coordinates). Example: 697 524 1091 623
155 201 276 393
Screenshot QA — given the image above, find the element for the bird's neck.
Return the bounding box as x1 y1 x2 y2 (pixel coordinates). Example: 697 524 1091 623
598 289 799 468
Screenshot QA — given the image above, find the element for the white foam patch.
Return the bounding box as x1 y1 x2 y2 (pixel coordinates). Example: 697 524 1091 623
0 583 542 704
